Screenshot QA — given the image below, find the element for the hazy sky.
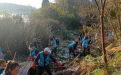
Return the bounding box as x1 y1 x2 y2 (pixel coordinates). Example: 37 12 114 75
0 0 55 8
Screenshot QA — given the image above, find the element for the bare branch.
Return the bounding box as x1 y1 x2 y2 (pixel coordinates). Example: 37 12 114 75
103 0 106 10
94 0 101 15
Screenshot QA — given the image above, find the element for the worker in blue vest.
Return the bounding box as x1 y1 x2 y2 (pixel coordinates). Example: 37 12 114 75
50 36 57 55
82 35 89 56
0 47 11 59
29 43 39 60
33 47 62 75
86 36 92 55
69 41 78 56
78 34 84 45
32 38 41 49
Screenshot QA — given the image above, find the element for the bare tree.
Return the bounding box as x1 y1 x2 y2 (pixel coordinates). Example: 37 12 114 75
94 0 108 66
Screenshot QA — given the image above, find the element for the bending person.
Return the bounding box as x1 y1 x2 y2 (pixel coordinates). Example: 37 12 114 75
69 41 78 56
33 47 62 75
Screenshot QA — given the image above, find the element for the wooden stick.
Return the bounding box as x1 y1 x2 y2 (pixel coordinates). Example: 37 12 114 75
13 52 16 61
51 65 78 69
68 54 80 66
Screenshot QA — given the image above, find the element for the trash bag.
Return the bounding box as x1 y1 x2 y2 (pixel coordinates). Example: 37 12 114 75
28 66 36 75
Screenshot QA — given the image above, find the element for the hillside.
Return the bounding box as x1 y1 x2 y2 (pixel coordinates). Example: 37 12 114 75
0 3 37 15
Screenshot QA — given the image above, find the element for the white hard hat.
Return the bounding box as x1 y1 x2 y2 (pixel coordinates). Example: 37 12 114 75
44 47 51 53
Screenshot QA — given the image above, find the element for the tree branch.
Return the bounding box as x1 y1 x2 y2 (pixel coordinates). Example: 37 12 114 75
103 0 106 10
94 0 100 15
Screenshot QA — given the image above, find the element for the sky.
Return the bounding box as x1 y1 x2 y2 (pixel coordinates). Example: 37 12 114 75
0 0 55 8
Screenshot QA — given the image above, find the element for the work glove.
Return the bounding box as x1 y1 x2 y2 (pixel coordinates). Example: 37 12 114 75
50 36 53 38
48 44 51 46
92 47 94 49
58 44 59 47
55 61 62 67
33 62 36 70
39 39 41 42
74 49 78 50
7 51 11 53
78 41 80 45
29 56 35 60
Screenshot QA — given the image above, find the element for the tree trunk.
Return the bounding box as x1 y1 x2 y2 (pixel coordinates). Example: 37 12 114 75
62 0 65 11
101 0 108 66
68 0 70 13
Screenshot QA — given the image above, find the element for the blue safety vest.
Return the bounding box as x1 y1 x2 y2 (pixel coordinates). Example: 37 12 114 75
80 36 84 43
82 38 89 48
108 33 112 36
69 42 76 50
1 55 4 59
32 41 38 49
52 38 56 49
39 51 50 67
0 48 4 59
30 48 37 57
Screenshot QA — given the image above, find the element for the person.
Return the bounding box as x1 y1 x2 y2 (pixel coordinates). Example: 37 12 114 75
86 36 92 55
32 38 41 49
29 43 39 60
33 47 62 75
0 47 11 60
4 60 19 75
78 34 84 45
0 51 5 59
69 41 78 56
50 36 57 55
0 59 6 74
82 35 89 56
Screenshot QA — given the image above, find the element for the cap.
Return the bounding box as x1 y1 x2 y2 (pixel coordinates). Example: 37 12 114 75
33 38 36 40
44 47 51 53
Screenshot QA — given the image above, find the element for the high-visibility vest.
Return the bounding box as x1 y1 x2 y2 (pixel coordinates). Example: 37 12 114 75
39 51 50 67
79 36 84 43
32 41 38 48
82 38 89 48
30 48 37 57
0 48 4 59
52 38 56 49
69 42 76 50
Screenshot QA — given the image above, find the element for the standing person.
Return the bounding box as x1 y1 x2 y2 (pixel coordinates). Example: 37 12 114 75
4 60 19 75
0 59 6 74
50 36 57 55
78 34 84 46
82 35 89 56
0 47 11 60
33 47 62 75
32 38 41 49
69 41 78 56
86 36 92 55
29 43 39 60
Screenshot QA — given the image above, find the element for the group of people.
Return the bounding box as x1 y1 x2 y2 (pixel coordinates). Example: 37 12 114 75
69 34 92 57
29 37 61 75
0 34 93 75
0 37 61 75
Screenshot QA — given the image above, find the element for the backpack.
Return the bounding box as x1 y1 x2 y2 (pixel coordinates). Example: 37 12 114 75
56 38 59 45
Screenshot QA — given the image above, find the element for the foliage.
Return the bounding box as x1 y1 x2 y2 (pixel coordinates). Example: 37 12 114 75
42 0 49 7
